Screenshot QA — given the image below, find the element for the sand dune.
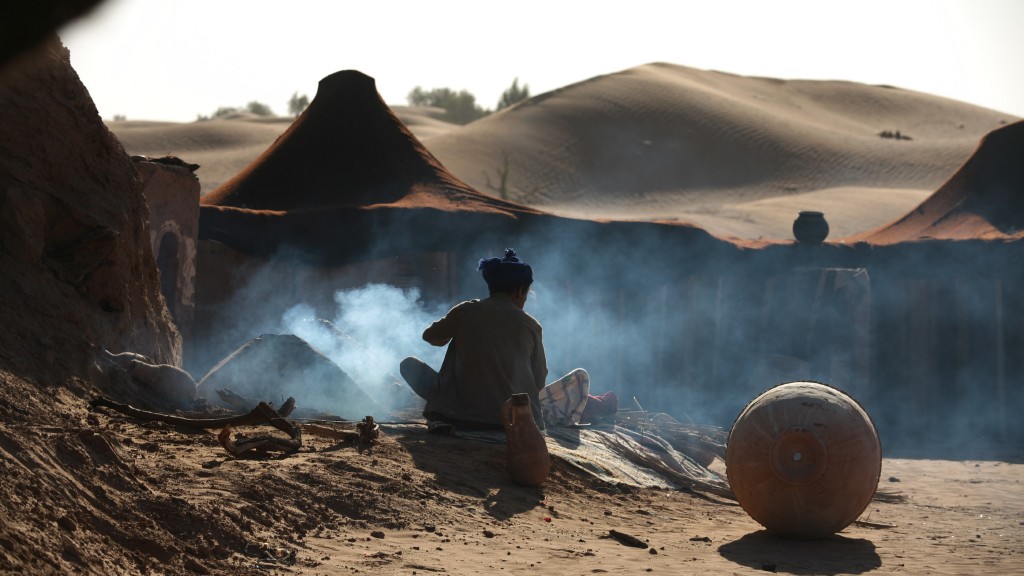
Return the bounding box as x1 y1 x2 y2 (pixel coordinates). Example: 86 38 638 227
108 63 1017 241
111 116 294 192
673 186 934 241
195 70 558 267
389 104 459 139
422 63 1016 239
853 120 1024 243
108 108 454 196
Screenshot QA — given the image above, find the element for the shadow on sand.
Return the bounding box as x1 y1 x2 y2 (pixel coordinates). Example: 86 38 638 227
393 427 545 522
718 530 881 575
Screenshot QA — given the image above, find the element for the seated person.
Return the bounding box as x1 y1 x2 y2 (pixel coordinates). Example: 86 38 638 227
401 248 616 431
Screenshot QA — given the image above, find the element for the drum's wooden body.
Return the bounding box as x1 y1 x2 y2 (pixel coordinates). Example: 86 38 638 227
726 381 881 538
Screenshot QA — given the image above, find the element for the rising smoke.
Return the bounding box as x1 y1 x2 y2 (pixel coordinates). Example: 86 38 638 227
190 219 1022 458
280 284 447 407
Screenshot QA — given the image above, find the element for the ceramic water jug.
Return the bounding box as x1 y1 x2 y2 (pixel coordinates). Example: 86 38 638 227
502 393 550 487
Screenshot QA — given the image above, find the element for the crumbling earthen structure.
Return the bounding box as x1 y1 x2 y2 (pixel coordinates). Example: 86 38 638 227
0 39 180 384
134 157 200 347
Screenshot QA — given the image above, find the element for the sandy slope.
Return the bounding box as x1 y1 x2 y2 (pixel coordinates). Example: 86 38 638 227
853 120 1024 243
110 116 294 194
4 382 1020 575
107 63 1018 241
108 107 455 197
422 63 1017 240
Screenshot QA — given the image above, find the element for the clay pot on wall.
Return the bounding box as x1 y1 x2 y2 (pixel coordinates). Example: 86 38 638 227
792 211 830 244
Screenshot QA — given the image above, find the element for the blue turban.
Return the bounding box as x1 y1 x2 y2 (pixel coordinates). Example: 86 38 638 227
478 248 533 292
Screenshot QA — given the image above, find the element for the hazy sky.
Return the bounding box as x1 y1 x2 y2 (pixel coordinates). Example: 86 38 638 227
60 0 1023 122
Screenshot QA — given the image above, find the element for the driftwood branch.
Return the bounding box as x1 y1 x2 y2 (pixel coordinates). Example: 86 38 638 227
90 397 382 457
216 401 301 457
89 396 295 429
217 421 301 457
301 423 360 442
300 416 380 445
90 396 301 457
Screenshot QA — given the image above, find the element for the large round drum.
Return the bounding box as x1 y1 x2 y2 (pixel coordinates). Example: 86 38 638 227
726 381 881 538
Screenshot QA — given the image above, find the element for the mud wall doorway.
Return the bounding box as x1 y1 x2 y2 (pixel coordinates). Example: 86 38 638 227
157 232 180 323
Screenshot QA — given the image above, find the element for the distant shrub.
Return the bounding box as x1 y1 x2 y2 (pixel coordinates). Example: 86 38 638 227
406 78 531 123
496 78 530 111
879 130 912 141
112 114 126 121
245 101 274 116
211 106 239 118
407 86 489 124
288 92 310 116
199 101 274 121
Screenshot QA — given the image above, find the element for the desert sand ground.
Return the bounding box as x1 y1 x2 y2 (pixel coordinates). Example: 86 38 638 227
14 392 1019 576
